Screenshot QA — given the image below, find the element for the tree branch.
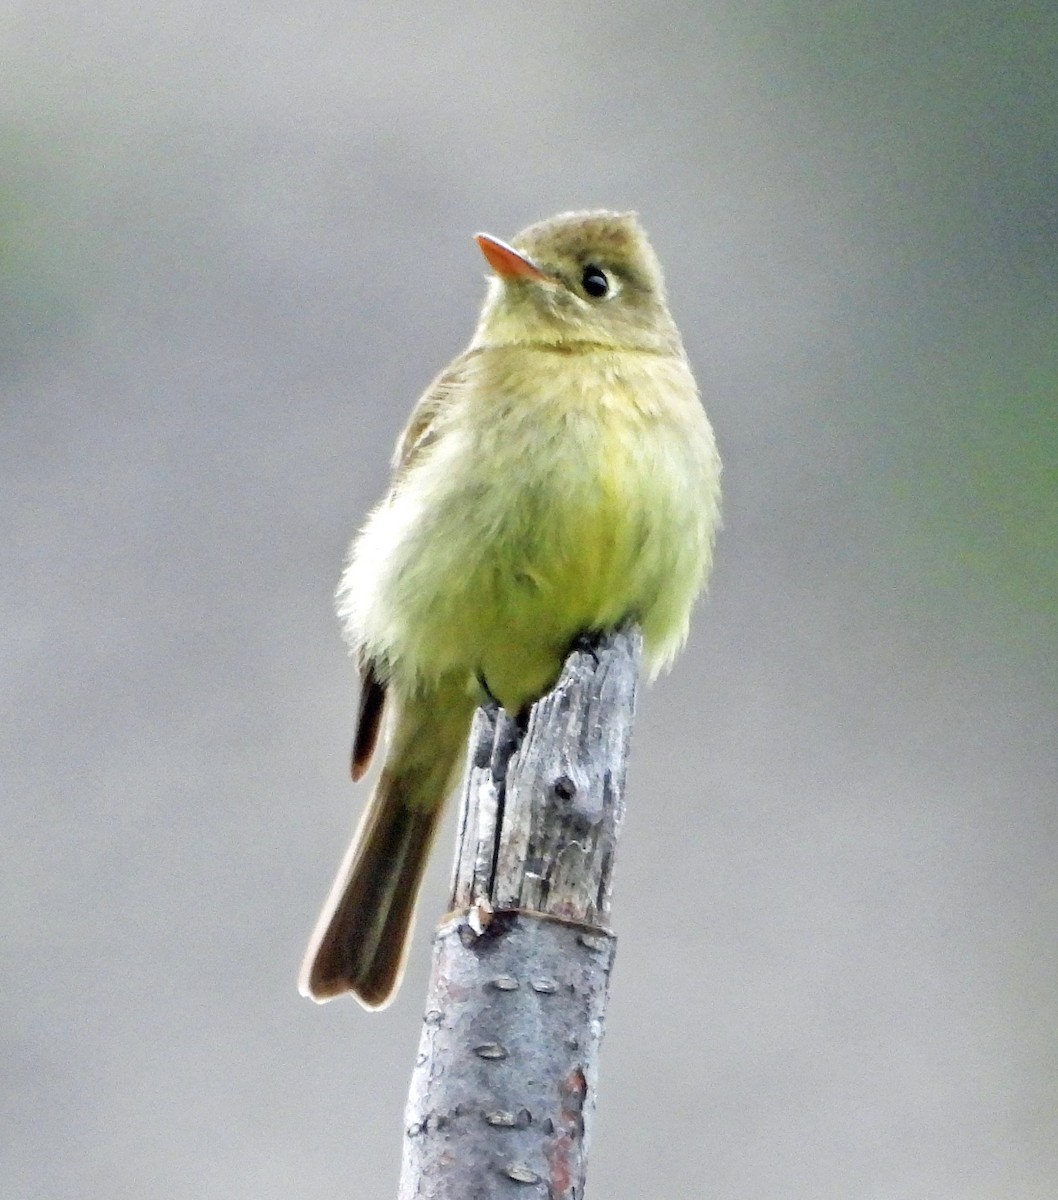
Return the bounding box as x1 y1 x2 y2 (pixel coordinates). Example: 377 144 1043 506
399 625 642 1198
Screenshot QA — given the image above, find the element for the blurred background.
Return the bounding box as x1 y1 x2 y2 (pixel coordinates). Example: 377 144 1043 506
3 3 1056 1197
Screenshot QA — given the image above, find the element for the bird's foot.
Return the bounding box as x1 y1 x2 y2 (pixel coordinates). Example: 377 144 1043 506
475 669 502 716
569 629 605 666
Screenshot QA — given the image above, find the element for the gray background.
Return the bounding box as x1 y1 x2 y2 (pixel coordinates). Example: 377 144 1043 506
4 3 1057 1197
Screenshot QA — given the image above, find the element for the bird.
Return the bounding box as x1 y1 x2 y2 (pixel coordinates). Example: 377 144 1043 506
299 209 721 1008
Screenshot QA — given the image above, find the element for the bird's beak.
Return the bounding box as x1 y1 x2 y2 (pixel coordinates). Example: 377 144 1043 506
474 233 549 282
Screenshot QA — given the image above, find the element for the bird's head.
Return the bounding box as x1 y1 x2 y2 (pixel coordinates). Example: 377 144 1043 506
470 210 683 356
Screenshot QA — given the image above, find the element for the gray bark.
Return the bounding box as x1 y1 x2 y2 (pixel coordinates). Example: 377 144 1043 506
398 626 642 1199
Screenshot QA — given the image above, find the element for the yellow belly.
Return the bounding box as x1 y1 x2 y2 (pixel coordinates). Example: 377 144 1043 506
343 347 720 711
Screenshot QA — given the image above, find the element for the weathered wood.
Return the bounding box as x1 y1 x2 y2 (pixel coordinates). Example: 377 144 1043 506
399 626 642 1199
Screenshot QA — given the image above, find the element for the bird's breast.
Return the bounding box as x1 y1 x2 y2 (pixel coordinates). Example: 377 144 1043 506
346 347 719 708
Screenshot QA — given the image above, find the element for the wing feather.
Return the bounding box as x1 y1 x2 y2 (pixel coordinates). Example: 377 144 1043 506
390 351 479 483
351 660 386 781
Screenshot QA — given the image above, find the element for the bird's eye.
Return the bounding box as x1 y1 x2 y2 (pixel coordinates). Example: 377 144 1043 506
581 265 610 298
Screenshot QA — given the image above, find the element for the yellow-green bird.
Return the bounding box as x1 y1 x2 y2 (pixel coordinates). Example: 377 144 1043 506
300 210 721 1008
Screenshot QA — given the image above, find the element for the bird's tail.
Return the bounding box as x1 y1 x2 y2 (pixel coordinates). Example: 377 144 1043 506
299 688 473 1008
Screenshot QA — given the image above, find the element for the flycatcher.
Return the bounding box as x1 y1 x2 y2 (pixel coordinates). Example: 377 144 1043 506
300 209 721 1007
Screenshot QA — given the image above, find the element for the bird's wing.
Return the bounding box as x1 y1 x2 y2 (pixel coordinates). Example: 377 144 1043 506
351 351 479 777
351 656 387 781
390 350 478 483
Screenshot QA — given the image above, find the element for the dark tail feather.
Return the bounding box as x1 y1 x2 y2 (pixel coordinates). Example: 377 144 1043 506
300 687 474 1007
300 774 443 1007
